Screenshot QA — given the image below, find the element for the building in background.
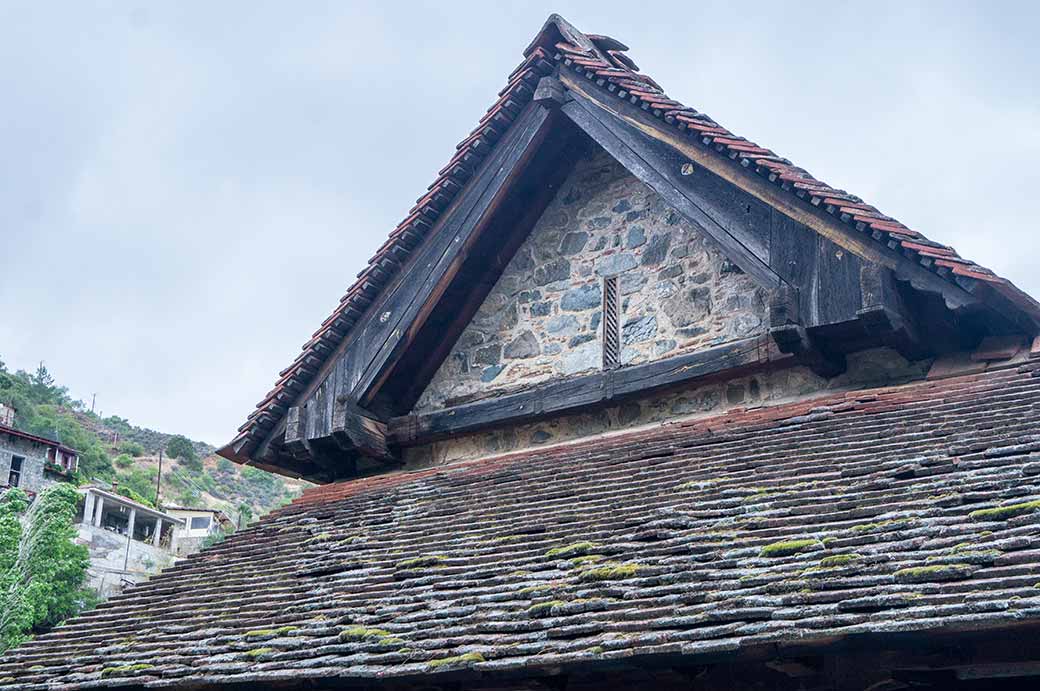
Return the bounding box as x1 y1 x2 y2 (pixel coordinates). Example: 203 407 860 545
0 406 78 495
163 504 234 555
76 487 184 599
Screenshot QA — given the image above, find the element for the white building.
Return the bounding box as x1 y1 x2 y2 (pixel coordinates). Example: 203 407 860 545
77 487 184 599
163 504 233 556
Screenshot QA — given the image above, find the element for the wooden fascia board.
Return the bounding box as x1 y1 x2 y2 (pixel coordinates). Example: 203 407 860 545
559 71 980 312
389 335 793 445
561 92 783 291
250 103 553 462
351 103 555 403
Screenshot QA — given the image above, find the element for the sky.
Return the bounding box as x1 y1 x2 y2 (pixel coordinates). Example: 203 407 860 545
1 1 1038 446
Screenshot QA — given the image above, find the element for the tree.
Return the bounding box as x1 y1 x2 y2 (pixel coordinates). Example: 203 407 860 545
0 485 93 651
26 363 67 406
165 435 197 464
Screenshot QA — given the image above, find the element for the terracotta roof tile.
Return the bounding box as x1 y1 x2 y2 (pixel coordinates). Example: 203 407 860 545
6 363 1040 688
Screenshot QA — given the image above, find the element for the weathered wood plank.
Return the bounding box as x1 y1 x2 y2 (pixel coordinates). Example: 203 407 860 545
347 103 554 401
559 70 979 311
389 336 792 444
561 95 782 289
857 263 926 360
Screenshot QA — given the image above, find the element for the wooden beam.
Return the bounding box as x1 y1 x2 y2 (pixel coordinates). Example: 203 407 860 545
533 75 568 108
389 335 793 445
560 94 783 290
378 119 586 415
346 103 556 405
857 264 927 360
332 398 393 461
254 103 555 460
558 70 979 311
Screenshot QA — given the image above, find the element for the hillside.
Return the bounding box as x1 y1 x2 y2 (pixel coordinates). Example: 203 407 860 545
0 358 307 523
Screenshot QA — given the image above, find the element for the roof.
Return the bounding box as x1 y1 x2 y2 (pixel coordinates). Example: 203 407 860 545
6 360 1040 689
0 423 79 456
221 14 1040 466
163 504 234 526
83 487 184 525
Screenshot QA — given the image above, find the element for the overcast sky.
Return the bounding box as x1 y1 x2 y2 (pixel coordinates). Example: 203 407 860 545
1 1 1037 445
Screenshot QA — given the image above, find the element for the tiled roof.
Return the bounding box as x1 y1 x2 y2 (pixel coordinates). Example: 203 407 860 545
6 360 1040 688
224 15 1039 464
0 423 79 455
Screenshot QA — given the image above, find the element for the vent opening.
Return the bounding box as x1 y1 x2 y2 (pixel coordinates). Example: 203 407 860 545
602 276 621 370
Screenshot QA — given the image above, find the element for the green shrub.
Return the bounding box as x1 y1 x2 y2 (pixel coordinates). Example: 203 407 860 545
118 441 145 457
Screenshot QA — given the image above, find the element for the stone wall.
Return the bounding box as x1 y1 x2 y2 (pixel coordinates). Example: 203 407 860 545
77 523 177 600
0 432 53 494
404 348 932 468
415 148 767 412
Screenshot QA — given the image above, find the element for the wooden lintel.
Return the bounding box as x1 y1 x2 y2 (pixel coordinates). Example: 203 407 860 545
389 335 792 445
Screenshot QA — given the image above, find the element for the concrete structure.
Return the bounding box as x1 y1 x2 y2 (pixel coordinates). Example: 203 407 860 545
0 418 78 496
77 487 183 599
163 504 233 556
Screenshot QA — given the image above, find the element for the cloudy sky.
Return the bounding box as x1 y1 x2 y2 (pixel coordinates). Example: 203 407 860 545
1 1 1037 445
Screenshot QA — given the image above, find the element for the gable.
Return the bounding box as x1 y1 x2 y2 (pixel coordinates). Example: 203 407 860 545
415 148 766 412
219 15 1040 481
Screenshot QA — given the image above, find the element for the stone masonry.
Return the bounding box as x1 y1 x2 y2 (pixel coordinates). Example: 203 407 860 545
0 432 53 494
416 148 767 412
404 348 932 468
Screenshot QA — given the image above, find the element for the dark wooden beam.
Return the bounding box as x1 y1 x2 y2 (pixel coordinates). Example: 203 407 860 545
558 70 980 312
533 75 568 109
560 92 783 290
348 103 555 405
769 284 847 378
379 120 587 415
857 263 928 360
390 335 794 445
332 398 393 461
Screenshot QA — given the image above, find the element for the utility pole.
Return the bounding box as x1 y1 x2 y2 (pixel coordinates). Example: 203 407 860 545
90 393 97 414
154 449 163 508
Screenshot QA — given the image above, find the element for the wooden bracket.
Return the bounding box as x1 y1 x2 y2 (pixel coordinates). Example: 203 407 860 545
333 397 395 462
283 406 312 461
534 76 568 108
858 264 927 360
770 284 846 377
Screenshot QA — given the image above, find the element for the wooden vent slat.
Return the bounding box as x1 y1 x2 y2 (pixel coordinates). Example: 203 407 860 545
602 276 621 369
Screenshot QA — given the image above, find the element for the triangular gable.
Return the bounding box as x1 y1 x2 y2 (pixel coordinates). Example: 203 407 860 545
414 147 768 413
219 14 1040 480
